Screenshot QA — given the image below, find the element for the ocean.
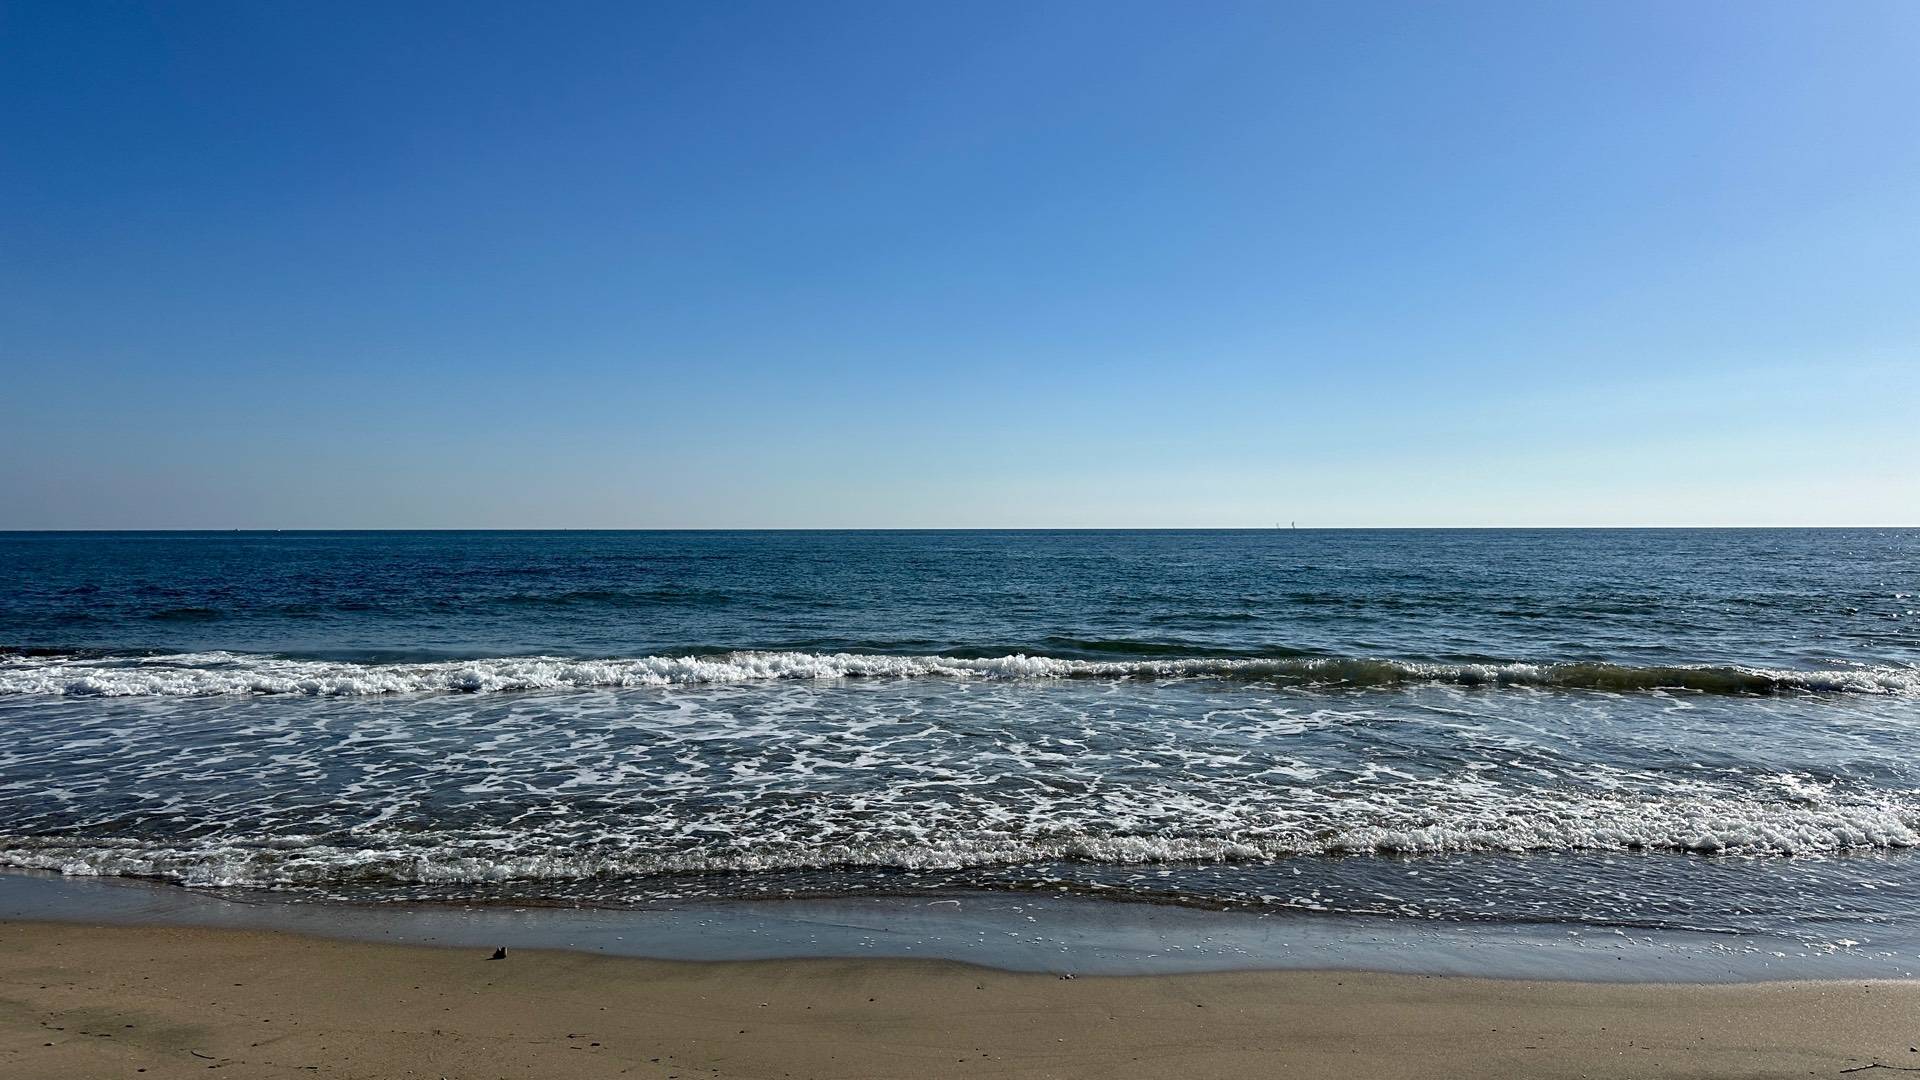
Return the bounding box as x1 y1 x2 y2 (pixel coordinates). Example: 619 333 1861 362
3 529 1917 961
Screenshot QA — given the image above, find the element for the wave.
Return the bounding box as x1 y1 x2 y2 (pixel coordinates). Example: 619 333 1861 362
1 649 1915 698
3 793 1914 890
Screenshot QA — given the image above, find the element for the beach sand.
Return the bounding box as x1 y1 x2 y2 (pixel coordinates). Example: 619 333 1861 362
4 920 1917 1079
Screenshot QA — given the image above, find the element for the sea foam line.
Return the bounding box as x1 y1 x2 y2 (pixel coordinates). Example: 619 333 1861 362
2 793 1915 889
1 650 1915 697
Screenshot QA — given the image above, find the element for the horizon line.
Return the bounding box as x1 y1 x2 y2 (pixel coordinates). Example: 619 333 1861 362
3 525 1917 534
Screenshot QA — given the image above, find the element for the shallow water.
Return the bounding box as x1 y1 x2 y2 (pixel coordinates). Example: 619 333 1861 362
8 871 1914 981
2 530 1916 958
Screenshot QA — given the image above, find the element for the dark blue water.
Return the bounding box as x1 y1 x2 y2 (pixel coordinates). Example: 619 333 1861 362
5 530 1916 669
2 530 1917 958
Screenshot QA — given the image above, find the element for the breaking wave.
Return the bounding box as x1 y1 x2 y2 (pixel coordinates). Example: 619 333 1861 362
3 790 1915 892
1 649 1914 698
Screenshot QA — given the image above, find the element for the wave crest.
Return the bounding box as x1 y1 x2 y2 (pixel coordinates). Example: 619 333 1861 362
1 649 1914 698
3 792 1914 891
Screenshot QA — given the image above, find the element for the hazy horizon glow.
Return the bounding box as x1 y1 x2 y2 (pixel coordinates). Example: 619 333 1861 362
4 1 1917 528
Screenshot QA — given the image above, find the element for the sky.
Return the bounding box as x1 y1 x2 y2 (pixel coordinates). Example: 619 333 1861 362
2 0 1917 528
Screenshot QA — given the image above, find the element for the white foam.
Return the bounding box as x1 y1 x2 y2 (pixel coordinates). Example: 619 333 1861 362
2 650 1915 697
2 790 1914 890
3 670 1918 914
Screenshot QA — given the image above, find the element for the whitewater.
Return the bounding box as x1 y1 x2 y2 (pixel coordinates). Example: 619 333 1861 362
4 529 1918 949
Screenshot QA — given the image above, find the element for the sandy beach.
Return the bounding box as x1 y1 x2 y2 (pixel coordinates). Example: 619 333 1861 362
4 920 1917 1079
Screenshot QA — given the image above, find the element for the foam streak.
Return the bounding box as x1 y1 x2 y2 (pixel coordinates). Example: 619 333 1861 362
2 650 1914 698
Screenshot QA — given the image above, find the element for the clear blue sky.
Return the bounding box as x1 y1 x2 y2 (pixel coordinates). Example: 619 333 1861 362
3 0 1916 528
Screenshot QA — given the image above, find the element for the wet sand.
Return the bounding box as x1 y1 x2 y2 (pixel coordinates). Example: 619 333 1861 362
4 920 1918 1079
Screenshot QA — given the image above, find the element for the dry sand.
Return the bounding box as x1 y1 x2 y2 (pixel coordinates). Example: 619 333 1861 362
4 920 1918 1079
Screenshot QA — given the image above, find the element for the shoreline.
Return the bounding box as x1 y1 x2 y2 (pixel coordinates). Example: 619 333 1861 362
6 919 1919 1079
6 869 1917 984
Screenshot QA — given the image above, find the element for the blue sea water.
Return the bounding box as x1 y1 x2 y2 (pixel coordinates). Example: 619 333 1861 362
2 530 1917 955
